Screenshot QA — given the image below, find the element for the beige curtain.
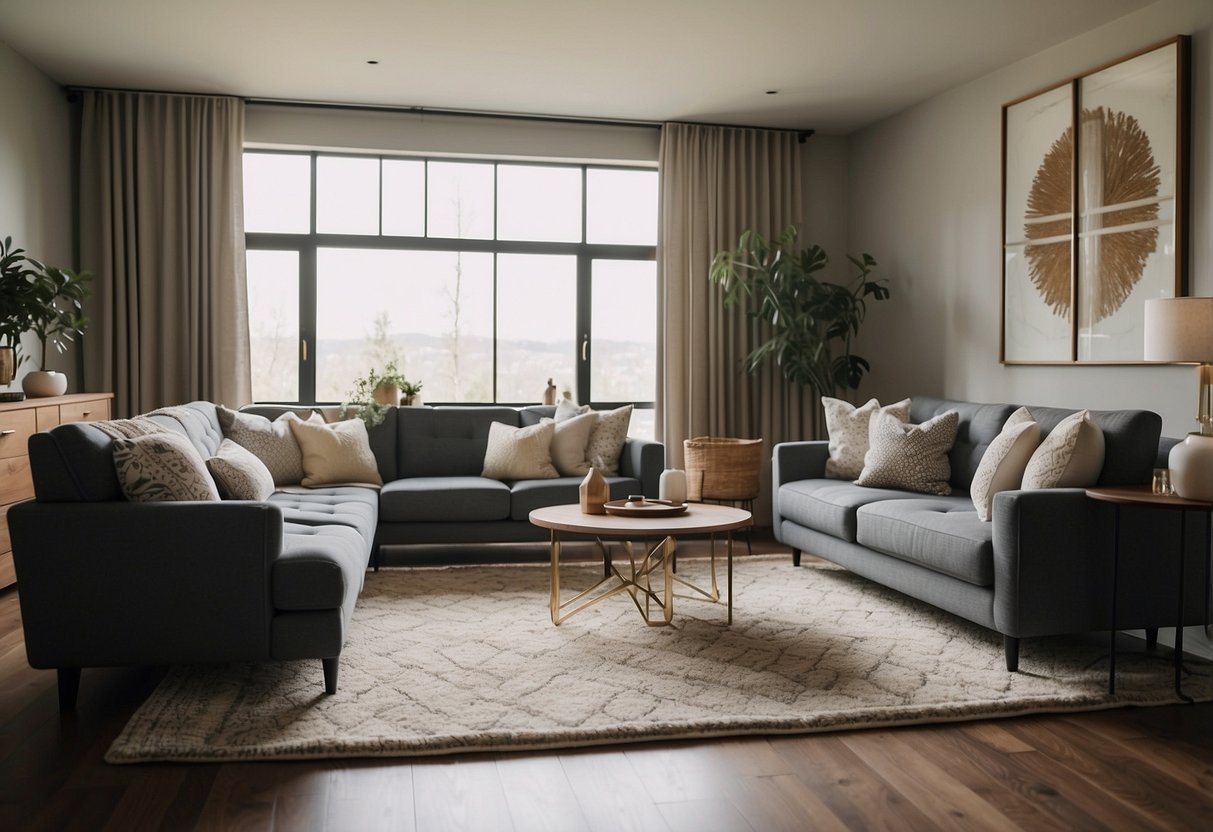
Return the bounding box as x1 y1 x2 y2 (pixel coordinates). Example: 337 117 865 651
657 122 810 525
79 91 250 418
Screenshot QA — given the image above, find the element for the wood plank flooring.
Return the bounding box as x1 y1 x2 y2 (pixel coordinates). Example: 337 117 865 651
2 539 1211 831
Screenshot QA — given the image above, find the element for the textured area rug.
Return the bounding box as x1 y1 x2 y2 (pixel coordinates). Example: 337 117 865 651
107 557 1213 763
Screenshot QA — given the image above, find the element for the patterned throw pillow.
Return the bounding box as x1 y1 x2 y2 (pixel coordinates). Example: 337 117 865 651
856 410 959 496
969 409 1041 522
206 438 276 501
112 432 221 503
544 412 597 476
217 406 322 486
482 421 559 480
289 417 384 487
585 405 633 475
1021 410 1105 489
822 397 912 480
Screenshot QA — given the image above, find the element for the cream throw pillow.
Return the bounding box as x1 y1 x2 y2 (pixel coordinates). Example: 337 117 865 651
585 405 633 476
482 421 559 480
544 412 597 476
289 417 384 487
1021 410 1105 489
207 438 276 501
856 410 959 496
822 397 912 480
969 409 1041 522
217 406 324 486
112 432 221 503
554 398 591 421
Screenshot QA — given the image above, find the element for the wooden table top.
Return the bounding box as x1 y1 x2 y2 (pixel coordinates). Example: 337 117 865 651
529 502 752 536
1085 484 1213 511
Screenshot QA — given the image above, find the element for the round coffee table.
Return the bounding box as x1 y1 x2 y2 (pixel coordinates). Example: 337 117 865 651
529 503 752 626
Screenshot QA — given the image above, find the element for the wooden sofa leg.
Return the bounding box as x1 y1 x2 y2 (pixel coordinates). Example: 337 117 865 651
322 658 339 695
58 668 81 712
1145 627 1159 650
1004 636 1020 672
792 548 801 567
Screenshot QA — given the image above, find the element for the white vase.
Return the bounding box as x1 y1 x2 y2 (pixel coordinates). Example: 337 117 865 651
659 468 688 503
22 370 67 398
1168 433 1213 502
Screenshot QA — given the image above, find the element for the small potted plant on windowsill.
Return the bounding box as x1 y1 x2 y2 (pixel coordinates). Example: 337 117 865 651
400 379 423 407
342 361 414 427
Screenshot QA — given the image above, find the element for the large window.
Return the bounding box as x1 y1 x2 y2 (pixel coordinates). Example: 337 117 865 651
243 152 657 436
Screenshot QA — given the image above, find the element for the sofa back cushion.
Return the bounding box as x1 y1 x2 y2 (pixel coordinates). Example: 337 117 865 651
397 406 522 477
910 397 1016 492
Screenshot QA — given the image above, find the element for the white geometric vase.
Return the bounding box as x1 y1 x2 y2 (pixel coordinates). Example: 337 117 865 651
1168 433 1213 502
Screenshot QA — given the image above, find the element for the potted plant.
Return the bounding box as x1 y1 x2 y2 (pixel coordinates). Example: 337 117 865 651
342 361 414 427
0 237 41 389
709 225 889 404
400 379 423 407
20 259 92 397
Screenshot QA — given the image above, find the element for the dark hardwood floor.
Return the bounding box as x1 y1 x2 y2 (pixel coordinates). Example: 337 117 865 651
2 539 1212 831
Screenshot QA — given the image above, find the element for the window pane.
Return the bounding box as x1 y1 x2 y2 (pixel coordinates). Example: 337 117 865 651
316 157 379 235
315 248 493 402
382 159 425 236
591 260 656 402
497 254 576 402
496 165 582 242
246 250 300 401
427 162 494 239
586 168 658 245
243 153 310 233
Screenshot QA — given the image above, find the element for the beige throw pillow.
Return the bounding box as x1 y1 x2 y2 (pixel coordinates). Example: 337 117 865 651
482 421 559 480
289 417 384 487
585 405 633 475
544 412 597 476
856 410 959 496
112 432 221 503
822 397 912 480
969 411 1041 522
217 406 323 486
1021 410 1105 489
207 438 276 501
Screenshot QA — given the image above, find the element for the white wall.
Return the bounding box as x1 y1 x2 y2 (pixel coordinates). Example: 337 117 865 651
0 41 74 385
847 0 1213 658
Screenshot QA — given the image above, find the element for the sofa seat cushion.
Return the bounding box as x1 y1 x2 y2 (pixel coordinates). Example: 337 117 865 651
509 476 640 521
276 524 368 610
269 487 379 545
855 497 994 586
380 476 511 522
778 479 925 542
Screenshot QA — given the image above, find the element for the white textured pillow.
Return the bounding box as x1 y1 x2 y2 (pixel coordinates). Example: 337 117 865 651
970 416 1041 522
822 397 912 480
544 412 596 476
482 421 559 480
1022 410 1105 489
112 432 221 503
856 410 959 496
554 398 591 421
207 438 276 501
585 405 633 476
289 417 384 487
217 406 323 486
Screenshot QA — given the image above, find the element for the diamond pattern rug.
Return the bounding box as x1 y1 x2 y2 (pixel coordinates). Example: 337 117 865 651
106 557 1213 763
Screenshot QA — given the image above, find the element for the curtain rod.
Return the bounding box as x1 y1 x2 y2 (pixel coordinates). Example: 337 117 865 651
64 86 815 143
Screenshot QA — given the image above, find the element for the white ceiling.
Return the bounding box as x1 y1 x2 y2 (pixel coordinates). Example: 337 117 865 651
0 0 1156 134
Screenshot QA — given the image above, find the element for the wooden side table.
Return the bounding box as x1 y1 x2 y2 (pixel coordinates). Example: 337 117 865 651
1086 485 1213 702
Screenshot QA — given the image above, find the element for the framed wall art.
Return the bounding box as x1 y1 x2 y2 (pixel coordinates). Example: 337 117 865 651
1001 36 1189 364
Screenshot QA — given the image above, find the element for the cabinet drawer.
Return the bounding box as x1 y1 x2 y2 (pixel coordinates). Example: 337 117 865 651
0 459 34 505
0 550 14 590
0 409 36 460
60 398 109 424
0 503 10 553
36 405 60 433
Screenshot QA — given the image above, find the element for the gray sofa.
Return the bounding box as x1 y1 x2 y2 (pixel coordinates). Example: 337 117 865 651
773 396 1209 671
10 401 662 709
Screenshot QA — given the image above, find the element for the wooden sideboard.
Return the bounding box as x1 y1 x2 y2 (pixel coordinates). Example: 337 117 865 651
0 393 113 590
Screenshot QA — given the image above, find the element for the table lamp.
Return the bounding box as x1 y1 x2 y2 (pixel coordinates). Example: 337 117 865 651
1143 296 1213 501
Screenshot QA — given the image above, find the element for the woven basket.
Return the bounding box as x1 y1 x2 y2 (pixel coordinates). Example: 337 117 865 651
682 436 764 501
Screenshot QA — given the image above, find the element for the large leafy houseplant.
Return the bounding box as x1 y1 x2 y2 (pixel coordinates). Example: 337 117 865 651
24 259 92 371
709 225 889 400
0 237 42 377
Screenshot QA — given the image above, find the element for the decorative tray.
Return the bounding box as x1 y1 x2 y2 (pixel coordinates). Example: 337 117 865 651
603 499 689 518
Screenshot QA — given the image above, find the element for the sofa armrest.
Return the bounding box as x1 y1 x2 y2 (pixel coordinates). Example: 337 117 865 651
772 441 829 486
9 501 284 669
620 438 664 497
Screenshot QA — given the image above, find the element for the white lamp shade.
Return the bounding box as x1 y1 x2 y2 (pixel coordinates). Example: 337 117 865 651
1143 297 1213 363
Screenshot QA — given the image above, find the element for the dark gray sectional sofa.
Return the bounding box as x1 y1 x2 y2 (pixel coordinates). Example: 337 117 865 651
10 401 663 708
774 396 1210 671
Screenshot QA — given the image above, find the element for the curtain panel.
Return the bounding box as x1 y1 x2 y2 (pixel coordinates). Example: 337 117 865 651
79 90 250 418
657 122 808 522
